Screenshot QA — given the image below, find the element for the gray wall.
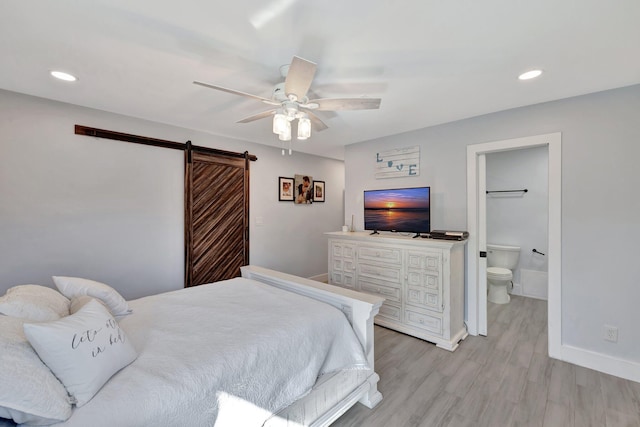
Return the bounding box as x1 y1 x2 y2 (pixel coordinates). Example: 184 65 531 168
344 85 640 367
0 90 344 299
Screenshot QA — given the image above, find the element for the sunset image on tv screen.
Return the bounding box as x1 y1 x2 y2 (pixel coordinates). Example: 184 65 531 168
364 188 430 210
364 187 430 233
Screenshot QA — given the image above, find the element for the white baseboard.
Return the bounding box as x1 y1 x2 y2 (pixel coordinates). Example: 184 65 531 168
560 344 640 384
308 273 329 283
509 282 548 301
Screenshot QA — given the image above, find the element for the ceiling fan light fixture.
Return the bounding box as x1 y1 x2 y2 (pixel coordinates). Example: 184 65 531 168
273 112 288 135
193 55 382 152
278 120 291 141
297 116 311 140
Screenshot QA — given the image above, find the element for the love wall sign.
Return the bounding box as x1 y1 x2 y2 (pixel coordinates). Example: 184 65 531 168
375 146 420 179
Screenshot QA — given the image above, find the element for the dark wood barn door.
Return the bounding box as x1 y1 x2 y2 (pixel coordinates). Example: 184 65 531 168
185 150 249 287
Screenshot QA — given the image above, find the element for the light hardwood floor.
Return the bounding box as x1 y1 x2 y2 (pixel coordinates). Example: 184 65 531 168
333 295 640 427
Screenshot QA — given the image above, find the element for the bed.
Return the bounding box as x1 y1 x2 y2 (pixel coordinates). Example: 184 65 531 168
0 266 384 427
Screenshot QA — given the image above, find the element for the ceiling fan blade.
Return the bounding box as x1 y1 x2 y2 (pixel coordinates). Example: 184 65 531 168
306 110 328 132
193 81 280 106
308 98 381 111
284 56 317 101
236 109 277 123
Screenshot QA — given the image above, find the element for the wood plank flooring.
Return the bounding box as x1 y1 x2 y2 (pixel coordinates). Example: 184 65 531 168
333 295 640 427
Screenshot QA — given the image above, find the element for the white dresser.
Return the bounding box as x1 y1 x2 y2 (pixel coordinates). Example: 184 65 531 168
326 231 467 351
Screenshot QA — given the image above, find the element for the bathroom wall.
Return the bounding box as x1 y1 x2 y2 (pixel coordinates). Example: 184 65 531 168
486 146 548 297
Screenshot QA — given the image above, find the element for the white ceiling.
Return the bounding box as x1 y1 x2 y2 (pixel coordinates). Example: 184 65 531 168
1 1 639 160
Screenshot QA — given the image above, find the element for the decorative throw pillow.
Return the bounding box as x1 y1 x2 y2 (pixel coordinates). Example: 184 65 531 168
0 316 73 425
23 299 138 407
0 284 70 321
52 276 131 316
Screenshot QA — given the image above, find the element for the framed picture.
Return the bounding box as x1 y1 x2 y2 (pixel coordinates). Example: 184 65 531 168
294 174 313 204
313 180 325 202
278 177 294 201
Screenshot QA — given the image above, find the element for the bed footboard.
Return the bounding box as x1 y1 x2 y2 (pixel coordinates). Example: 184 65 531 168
240 265 384 413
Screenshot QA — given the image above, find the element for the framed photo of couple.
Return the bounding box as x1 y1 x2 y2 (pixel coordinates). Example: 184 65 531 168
293 174 313 204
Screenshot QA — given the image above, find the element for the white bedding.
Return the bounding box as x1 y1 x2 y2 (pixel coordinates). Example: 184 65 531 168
50 277 368 427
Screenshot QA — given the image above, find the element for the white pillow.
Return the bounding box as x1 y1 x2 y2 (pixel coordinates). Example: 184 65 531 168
0 316 72 425
52 276 131 316
69 295 108 315
23 299 138 407
0 284 70 321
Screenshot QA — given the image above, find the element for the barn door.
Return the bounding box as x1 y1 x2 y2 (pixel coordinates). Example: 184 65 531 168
185 148 249 287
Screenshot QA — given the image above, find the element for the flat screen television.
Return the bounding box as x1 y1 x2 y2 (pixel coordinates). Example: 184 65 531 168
364 187 431 236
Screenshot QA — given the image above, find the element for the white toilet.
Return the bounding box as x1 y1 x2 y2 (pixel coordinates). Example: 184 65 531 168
487 244 520 304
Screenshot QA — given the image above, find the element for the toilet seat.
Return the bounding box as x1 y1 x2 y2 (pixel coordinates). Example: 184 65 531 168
487 267 512 280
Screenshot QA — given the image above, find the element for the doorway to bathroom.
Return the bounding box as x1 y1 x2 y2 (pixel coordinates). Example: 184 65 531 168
486 146 548 300
466 133 561 359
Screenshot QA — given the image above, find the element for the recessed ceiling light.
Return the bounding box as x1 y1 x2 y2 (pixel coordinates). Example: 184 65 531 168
50 70 77 82
518 69 543 80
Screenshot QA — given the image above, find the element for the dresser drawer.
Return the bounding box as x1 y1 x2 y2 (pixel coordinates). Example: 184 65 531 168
406 250 442 272
406 287 442 312
330 272 356 289
406 270 440 290
358 245 402 265
331 242 356 259
357 263 402 285
360 280 401 302
405 308 443 335
331 258 356 273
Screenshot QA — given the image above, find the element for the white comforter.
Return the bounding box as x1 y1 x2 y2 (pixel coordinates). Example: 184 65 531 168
52 278 368 427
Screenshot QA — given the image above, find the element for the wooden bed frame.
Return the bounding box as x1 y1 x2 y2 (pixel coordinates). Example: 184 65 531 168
241 265 384 426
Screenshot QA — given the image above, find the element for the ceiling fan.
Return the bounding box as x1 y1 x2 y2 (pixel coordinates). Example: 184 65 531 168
193 56 382 145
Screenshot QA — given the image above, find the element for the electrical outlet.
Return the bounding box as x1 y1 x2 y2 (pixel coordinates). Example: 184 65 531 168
603 325 618 343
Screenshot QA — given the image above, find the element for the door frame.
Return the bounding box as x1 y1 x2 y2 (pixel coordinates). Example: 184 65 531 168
466 132 562 359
